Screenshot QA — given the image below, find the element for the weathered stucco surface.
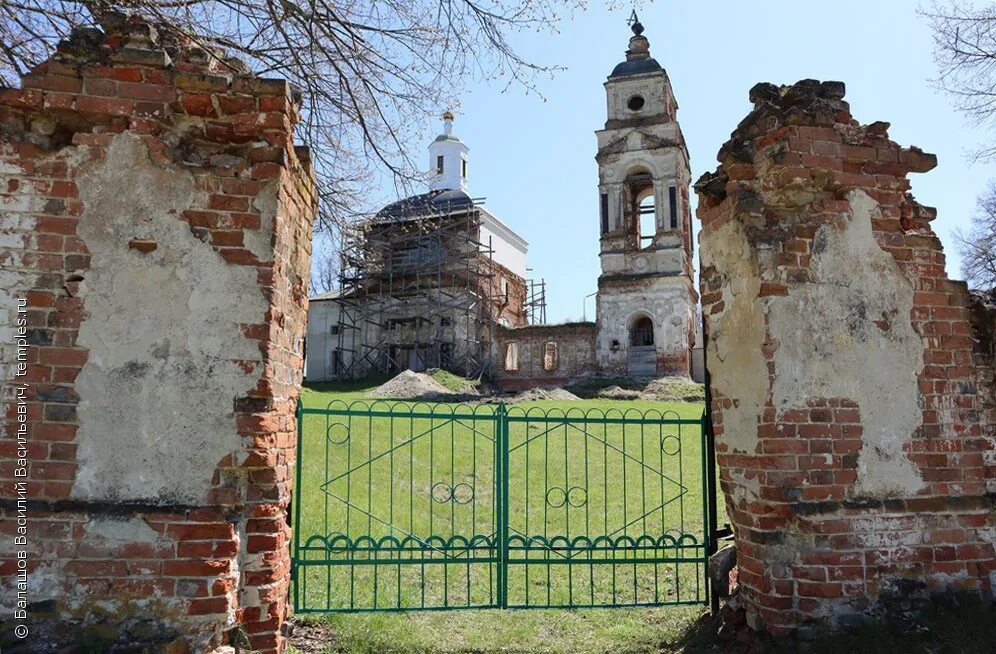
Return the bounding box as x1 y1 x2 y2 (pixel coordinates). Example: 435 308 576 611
73 133 266 504
595 277 696 374
593 25 697 378
696 79 995 636
0 17 316 651
491 321 597 389
770 190 923 496
699 219 766 454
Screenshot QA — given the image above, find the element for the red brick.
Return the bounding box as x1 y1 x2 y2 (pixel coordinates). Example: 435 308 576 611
117 82 176 102
179 93 216 116
163 560 231 577
798 581 843 598
210 230 244 247
187 597 230 615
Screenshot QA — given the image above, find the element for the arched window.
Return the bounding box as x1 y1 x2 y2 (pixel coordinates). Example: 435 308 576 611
629 316 654 347
543 342 559 371
505 343 519 372
623 170 655 249
638 193 655 248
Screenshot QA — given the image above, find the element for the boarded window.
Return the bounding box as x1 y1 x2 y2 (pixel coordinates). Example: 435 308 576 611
544 342 559 371
600 193 609 234
505 343 519 372
668 186 678 230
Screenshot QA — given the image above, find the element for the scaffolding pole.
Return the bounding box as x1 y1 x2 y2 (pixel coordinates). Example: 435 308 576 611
333 200 500 380
524 278 547 326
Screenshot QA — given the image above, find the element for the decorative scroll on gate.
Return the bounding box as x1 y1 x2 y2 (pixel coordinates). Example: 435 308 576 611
293 401 711 613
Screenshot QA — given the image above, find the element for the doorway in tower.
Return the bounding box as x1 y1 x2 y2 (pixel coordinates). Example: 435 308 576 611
627 314 657 377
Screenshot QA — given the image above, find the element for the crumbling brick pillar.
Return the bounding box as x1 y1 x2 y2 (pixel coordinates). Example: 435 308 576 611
0 15 315 653
696 80 996 634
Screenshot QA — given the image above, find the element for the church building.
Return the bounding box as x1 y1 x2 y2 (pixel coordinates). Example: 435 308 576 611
306 18 698 386
593 17 698 377
305 113 530 382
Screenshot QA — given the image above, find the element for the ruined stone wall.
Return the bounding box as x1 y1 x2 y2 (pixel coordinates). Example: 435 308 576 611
481 257 528 329
696 80 995 634
0 15 315 653
595 277 696 376
491 322 597 390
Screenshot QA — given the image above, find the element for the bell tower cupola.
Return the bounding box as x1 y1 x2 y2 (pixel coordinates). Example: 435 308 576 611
429 111 470 194
593 16 697 378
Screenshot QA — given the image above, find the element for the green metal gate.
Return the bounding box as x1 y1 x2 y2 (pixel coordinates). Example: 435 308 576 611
293 401 712 613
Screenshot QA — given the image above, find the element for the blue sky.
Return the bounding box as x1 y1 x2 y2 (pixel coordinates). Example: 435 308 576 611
365 1 990 323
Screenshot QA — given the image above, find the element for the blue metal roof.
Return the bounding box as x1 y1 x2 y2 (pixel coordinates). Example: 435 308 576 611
609 57 663 79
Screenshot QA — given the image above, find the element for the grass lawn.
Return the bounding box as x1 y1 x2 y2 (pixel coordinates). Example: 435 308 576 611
292 378 711 654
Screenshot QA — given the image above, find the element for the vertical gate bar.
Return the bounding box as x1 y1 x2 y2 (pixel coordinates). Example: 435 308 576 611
640 418 647 538
390 412 397 608
330 415 338 610
702 315 721 613
498 404 509 609
429 411 435 539
367 413 373 536
502 404 510 609
584 414 591 606
701 411 713 609
544 416 551 606
443 412 450 608
494 407 500 608
293 398 303 611
678 422 685 536
656 418 664 604
492 407 498 607
472 411 478 542
565 417 573 607
450 415 456 542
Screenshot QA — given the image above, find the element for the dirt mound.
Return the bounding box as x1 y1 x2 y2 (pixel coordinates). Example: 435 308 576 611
368 370 456 399
426 368 480 395
641 377 706 401
565 375 705 402
506 387 581 403
596 385 642 400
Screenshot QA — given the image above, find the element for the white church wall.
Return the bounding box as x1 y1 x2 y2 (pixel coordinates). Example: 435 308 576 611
304 298 341 382
595 277 696 375
479 209 528 279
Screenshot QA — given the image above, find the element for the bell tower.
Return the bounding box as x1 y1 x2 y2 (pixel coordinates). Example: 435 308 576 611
594 16 697 377
429 111 470 194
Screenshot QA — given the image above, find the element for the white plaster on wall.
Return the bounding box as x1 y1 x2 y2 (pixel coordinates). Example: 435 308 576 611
84 516 160 543
0 152 36 390
700 220 767 454
72 132 269 505
768 190 924 497
595 278 695 373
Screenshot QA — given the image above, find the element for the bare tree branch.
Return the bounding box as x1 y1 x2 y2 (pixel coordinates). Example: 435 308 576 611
0 0 584 250
954 180 996 289
922 1 996 161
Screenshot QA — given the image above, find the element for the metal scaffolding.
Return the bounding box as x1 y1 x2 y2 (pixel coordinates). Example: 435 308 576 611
524 278 547 326
333 200 502 380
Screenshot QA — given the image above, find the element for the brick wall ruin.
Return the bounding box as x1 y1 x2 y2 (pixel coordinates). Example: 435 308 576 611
0 15 315 653
491 323 597 391
696 80 996 634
